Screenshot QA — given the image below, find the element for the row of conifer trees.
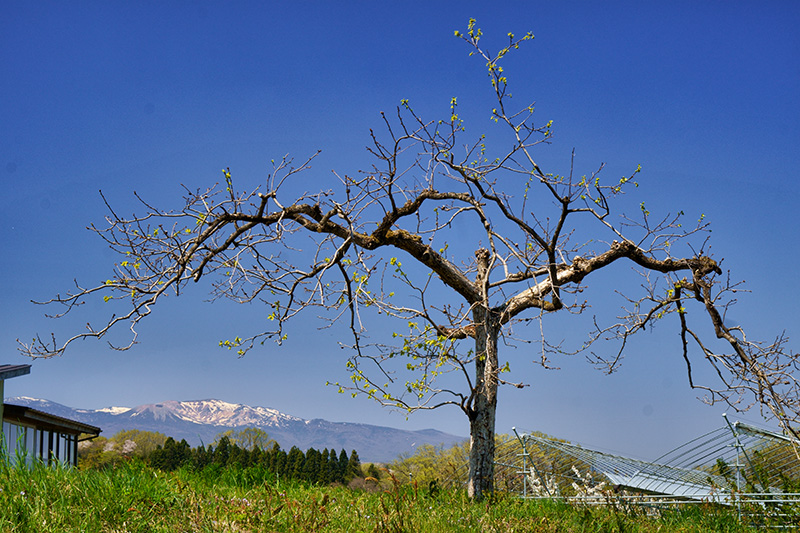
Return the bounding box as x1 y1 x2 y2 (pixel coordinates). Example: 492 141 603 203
148 435 365 484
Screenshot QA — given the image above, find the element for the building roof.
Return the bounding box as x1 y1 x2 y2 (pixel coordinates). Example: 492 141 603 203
3 403 101 437
0 364 32 381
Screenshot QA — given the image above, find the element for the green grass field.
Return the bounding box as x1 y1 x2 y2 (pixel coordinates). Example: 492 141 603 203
0 459 761 532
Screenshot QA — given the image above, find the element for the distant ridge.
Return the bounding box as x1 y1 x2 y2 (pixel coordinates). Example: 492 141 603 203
6 397 464 463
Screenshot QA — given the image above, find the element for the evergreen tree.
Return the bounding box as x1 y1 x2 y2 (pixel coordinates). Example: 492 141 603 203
174 439 191 469
287 446 305 480
250 446 263 467
318 448 330 483
149 438 172 471
337 449 348 483
346 450 363 481
326 448 339 483
265 441 282 472
274 448 288 477
163 437 179 470
227 442 245 468
304 448 321 483
214 436 231 465
149 437 192 471
193 444 213 470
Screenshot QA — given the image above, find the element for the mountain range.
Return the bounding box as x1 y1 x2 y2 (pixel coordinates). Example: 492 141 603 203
6 397 464 463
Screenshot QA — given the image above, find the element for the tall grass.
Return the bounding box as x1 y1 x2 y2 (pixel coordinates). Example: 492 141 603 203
0 459 758 532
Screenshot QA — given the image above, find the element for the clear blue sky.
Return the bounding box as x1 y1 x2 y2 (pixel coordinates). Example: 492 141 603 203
2 1 798 459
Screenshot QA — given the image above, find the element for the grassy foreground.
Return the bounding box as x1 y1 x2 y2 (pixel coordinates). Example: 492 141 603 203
1 460 755 532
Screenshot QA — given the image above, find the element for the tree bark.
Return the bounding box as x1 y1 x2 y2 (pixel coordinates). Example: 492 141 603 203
467 304 500 500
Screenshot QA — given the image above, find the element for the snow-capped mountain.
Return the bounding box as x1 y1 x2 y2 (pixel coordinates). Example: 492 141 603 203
125 399 302 427
6 397 463 462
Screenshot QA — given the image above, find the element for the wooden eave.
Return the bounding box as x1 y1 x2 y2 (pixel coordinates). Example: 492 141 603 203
0 364 32 381
2 403 101 436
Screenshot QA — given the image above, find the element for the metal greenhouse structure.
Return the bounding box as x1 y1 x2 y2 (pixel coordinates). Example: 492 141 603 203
489 415 800 527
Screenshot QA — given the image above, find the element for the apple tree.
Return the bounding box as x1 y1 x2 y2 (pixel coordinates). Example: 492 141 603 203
21 21 800 500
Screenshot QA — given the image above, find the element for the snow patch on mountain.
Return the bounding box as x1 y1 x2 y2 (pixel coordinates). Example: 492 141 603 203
93 406 132 415
171 399 303 427
122 399 304 427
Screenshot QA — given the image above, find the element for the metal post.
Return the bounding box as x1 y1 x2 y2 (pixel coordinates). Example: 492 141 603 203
723 413 743 519
724 413 770 490
514 427 552 498
513 428 527 498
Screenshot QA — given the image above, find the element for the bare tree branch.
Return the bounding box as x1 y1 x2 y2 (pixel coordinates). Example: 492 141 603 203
20 20 799 499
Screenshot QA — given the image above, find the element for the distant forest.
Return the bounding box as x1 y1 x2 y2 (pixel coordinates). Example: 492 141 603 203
79 428 374 485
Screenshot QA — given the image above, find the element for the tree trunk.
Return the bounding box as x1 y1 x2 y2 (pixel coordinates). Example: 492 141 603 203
467 304 500 500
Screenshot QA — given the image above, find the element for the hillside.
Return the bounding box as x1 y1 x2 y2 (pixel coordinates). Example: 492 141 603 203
7 397 464 462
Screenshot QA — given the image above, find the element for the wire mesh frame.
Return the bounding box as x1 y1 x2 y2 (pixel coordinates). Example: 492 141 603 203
505 419 800 527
